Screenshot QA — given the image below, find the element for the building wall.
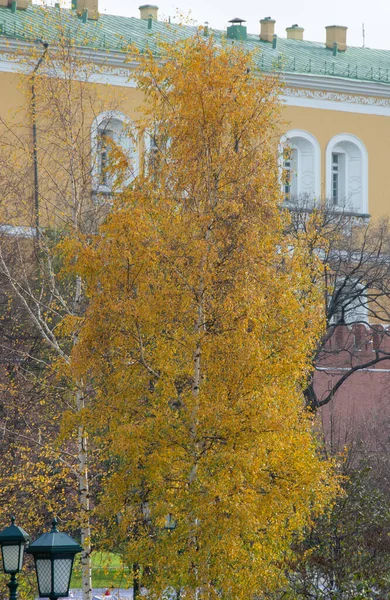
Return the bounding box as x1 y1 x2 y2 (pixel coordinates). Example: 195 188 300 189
0 69 144 229
315 325 390 451
0 72 25 118
284 101 390 219
318 368 390 453
1 59 390 220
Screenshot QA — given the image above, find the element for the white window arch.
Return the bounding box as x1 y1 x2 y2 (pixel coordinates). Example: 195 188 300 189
280 130 321 202
326 134 368 214
91 111 139 194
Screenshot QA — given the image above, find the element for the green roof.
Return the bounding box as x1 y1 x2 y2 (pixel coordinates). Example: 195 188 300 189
2 4 390 85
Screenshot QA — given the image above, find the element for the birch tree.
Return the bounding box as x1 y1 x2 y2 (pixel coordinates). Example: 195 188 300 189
0 12 127 599
62 35 338 599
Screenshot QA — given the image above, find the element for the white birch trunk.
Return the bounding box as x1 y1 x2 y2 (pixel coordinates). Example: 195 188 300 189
74 276 92 600
77 387 93 600
189 226 212 600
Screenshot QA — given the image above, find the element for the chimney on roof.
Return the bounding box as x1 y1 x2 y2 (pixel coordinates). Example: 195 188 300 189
227 17 247 41
75 0 99 20
286 24 304 41
139 5 159 21
326 25 347 52
260 17 276 43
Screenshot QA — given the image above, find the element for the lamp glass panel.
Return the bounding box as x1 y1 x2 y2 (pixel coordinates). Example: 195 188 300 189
2 544 21 573
36 558 52 596
53 558 73 596
18 545 25 571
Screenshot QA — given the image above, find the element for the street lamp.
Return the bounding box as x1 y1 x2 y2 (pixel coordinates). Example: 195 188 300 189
26 518 82 600
0 516 30 600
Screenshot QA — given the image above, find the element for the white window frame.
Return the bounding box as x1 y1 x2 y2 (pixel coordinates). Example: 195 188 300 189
144 127 161 176
145 130 159 157
279 129 321 202
331 151 347 206
282 147 298 201
143 124 172 177
91 111 139 195
98 126 116 188
326 133 368 214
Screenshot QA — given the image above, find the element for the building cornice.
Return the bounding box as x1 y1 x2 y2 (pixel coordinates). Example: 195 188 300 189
282 90 390 116
283 73 390 99
2 37 390 112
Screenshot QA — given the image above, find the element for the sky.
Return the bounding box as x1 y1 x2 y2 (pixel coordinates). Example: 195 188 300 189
94 0 390 51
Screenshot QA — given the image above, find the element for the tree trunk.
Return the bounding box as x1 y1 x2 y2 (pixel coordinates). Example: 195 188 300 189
133 563 140 600
304 378 318 411
77 387 93 600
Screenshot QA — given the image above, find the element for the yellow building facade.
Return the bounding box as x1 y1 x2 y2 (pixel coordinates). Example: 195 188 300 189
1 0 390 221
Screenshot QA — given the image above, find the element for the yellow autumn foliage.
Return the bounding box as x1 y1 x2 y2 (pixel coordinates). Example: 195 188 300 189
61 34 338 598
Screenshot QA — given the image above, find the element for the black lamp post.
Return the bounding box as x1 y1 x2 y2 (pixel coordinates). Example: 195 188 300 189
0 516 30 600
26 518 82 600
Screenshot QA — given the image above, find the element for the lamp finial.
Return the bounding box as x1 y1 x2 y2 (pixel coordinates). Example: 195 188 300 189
51 518 58 532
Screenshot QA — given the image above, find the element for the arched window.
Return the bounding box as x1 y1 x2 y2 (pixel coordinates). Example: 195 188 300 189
280 130 321 203
326 134 368 214
91 111 139 194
